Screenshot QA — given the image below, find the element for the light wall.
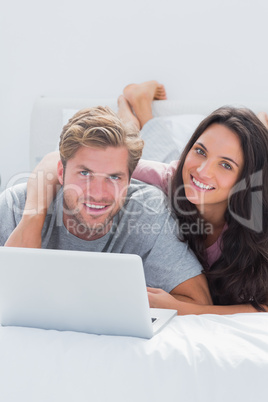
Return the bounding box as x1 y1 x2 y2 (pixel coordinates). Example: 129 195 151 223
1 0 268 189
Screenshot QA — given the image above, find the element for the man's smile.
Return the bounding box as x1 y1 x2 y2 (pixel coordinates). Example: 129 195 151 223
83 202 111 215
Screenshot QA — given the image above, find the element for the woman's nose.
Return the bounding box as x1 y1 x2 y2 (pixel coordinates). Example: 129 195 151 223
196 160 214 178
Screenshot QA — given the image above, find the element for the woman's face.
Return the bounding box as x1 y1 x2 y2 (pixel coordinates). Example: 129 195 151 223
182 123 244 212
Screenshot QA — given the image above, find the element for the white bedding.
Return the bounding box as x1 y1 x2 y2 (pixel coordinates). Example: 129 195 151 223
1 313 267 402
12 97 267 402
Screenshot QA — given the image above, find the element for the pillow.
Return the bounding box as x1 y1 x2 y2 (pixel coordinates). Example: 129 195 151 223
156 114 205 148
141 114 205 163
55 109 79 151
62 109 78 126
61 110 206 163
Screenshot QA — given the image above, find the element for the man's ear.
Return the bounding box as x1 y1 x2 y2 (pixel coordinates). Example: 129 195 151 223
57 160 64 185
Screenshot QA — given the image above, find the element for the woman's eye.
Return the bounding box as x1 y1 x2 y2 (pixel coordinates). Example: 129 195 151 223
195 147 206 156
221 162 232 170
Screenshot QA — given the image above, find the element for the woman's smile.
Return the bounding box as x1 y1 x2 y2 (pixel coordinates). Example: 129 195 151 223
182 123 244 213
191 175 215 191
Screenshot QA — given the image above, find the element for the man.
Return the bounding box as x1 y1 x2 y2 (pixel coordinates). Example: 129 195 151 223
0 106 211 305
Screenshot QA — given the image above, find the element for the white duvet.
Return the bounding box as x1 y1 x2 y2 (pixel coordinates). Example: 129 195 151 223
0 313 267 402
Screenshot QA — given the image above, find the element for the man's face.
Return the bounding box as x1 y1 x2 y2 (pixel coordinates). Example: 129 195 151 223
57 145 130 240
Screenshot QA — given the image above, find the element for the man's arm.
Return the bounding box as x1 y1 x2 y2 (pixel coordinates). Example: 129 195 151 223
148 287 268 314
132 183 212 305
5 152 60 248
170 274 212 305
0 185 26 246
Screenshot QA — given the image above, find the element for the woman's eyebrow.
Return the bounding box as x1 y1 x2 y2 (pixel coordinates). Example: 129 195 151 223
219 156 239 167
196 142 208 152
196 142 239 167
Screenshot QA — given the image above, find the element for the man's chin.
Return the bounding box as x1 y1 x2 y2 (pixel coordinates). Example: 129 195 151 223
64 214 113 240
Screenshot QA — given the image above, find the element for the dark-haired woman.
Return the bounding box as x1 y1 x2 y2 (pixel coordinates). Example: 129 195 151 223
124 82 268 314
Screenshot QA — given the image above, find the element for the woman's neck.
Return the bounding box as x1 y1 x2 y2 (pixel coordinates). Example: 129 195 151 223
204 225 225 247
197 204 226 247
198 203 226 229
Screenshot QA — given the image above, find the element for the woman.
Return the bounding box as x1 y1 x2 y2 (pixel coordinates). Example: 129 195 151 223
5 81 268 314
123 82 268 313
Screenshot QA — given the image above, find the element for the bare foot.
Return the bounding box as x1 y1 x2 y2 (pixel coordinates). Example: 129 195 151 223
123 80 167 103
257 112 268 129
117 95 140 130
123 80 167 127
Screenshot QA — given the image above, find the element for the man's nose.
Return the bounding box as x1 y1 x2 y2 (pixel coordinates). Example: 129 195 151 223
86 176 108 198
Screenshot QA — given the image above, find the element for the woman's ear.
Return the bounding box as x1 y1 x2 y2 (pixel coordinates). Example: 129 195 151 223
57 160 64 185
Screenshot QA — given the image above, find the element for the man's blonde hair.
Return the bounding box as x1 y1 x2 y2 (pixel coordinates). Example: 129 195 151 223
59 106 144 177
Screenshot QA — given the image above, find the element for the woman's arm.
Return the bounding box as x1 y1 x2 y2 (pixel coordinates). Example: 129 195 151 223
148 287 268 314
132 159 178 195
5 152 60 248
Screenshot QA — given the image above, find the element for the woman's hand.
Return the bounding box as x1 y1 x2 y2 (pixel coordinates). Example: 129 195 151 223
25 151 60 215
5 152 60 248
5 215 44 248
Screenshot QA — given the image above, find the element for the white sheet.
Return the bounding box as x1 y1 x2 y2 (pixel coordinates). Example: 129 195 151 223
1 313 267 402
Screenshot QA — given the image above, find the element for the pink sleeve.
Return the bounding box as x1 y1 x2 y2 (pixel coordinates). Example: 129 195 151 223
132 159 178 195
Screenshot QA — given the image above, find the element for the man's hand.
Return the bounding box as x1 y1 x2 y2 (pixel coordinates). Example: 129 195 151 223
147 287 179 311
147 274 213 315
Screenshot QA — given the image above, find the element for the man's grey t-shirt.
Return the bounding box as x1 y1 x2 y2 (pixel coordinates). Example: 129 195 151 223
0 180 202 293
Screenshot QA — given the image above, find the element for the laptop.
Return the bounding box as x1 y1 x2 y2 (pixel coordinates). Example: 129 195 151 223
0 247 177 339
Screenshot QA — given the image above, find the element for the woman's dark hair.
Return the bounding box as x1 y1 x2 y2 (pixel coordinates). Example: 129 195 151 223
171 106 268 310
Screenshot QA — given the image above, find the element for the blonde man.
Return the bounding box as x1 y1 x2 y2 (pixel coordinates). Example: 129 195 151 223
1 106 211 307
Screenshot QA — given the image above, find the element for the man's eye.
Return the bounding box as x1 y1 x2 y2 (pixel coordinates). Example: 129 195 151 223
80 171 90 176
108 175 120 181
